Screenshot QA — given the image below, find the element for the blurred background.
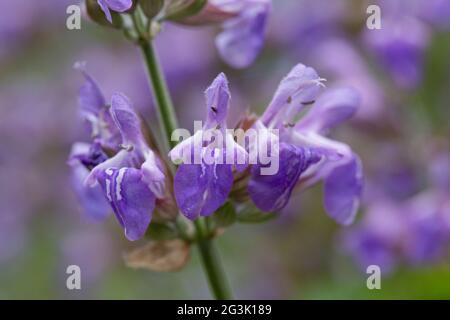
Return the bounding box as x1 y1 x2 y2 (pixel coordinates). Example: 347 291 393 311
0 0 450 299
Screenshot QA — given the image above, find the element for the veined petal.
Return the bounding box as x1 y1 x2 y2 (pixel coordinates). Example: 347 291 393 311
174 162 233 219
216 0 270 68
110 93 143 146
248 143 320 212
86 149 130 186
74 63 120 147
204 73 231 129
261 64 325 128
74 62 105 116
97 167 155 241
324 154 363 225
69 141 108 170
296 87 360 134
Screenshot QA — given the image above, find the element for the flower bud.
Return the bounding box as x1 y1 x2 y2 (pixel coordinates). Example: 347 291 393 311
85 0 123 28
164 0 207 21
138 0 164 19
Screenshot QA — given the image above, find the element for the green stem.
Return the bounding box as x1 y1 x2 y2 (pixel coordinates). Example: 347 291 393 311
139 40 179 151
195 220 233 300
137 39 233 300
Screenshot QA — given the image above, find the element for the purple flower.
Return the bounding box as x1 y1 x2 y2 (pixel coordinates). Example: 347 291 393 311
212 0 271 68
364 16 430 89
169 73 248 219
97 0 133 23
70 66 166 241
74 62 122 150
69 143 111 221
249 64 363 225
344 191 450 272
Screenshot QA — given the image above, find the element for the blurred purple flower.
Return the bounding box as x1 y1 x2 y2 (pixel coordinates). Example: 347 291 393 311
313 39 386 121
211 0 271 68
364 16 430 89
345 145 450 272
249 64 363 225
185 0 271 68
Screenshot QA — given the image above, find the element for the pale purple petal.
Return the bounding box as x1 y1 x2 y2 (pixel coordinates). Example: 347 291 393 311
97 0 113 23
364 16 430 89
97 167 154 241
324 154 363 225
105 0 132 12
216 1 270 68
71 163 111 221
97 0 132 23
296 87 360 134
248 143 320 212
174 162 233 220
261 64 325 127
110 92 143 145
204 72 231 129
140 150 166 199
68 141 108 170
74 62 105 116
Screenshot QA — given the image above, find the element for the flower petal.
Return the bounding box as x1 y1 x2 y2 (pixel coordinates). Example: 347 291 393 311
248 143 320 212
97 167 155 241
204 72 231 129
97 0 113 23
296 87 360 134
215 1 270 68
105 0 133 12
324 154 363 225
74 62 105 116
140 150 166 199
110 93 143 146
70 163 111 221
261 64 325 127
174 162 233 219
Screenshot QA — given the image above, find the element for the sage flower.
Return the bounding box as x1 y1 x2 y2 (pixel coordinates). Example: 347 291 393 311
169 73 248 219
70 66 166 240
249 64 363 225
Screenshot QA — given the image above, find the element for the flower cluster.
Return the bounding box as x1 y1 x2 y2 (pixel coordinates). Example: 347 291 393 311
69 63 169 240
70 62 363 240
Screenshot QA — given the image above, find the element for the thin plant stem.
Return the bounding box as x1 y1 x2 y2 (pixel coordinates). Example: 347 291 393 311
137 38 233 300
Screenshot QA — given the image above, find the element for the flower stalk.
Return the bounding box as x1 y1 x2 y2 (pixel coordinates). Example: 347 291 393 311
136 26 233 300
